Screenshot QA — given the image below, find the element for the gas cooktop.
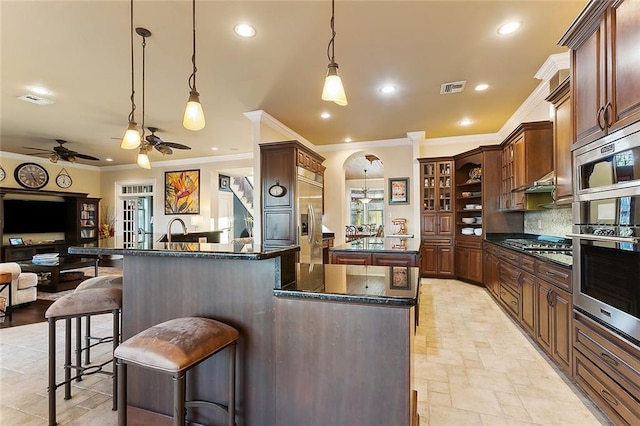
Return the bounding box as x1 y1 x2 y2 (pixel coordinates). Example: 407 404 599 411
502 238 572 251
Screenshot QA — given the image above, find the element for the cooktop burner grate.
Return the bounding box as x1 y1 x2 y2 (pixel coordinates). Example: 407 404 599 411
502 238 572 251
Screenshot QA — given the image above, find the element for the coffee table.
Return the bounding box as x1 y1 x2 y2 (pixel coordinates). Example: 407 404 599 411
19 257 98 292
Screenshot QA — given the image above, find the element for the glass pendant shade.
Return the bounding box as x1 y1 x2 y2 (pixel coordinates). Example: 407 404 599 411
183 91 206 130
322 64 348 106
360 197 372 204
121 121 141 149
136 148 151 169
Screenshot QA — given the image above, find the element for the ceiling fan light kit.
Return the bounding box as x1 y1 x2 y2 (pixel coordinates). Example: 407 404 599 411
121 121 141 150
321 0 347 106
183 0 206 131
136 145 151 169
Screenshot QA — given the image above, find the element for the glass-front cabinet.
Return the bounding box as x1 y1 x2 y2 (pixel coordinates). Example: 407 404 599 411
419 157 455 278
73 198 100 247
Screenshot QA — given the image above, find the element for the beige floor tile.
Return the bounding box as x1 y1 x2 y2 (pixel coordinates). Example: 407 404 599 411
427 391 452 407
501 404 533 422
450 385 502 416
480 413 511 426
429 405 483 425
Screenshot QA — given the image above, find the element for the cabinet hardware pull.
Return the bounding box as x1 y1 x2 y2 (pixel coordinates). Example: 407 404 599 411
605 102 613 128
600 388 619 406
510 300 517 305
600 352 619 367
597 106 606 131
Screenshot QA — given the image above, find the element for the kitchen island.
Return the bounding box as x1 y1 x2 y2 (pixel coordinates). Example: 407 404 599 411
70 240 418 426
329 236 421 267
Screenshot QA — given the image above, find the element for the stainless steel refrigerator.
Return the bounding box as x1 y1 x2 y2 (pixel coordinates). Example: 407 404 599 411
296 167 323 264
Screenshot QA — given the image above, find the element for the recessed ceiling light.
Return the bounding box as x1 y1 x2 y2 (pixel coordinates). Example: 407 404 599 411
475 83 489 91
234 24 256 38
379 85 396 94
211 147 219 151
459 119 472 126
345 137 352 143
29 86 50 95
498 21 521 35
105 158 113 162
321 112 331 119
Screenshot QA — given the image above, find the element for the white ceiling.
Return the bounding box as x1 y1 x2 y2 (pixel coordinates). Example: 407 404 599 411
0 1 587 167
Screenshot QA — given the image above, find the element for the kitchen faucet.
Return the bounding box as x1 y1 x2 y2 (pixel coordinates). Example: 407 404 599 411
167 217 188 243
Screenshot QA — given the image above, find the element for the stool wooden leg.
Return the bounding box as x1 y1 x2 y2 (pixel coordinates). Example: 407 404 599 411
48 319 56 426
173 372 186 426
117 361 127 426
229 343 236 426
64 318 72 400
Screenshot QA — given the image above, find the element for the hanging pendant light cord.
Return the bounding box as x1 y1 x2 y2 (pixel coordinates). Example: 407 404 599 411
188 0 198 93
326 0 336 63
140 33 147 145
128 0 136 123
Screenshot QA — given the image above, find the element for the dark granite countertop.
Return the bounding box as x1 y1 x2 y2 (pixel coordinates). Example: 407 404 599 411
69 238 299 260
273 263 419 307
485 233 573 268
330 237 421 254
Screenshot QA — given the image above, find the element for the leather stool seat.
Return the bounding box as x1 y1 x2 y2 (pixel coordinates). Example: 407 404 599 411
75 274 123 291
115 317 239 426
45 287 122 426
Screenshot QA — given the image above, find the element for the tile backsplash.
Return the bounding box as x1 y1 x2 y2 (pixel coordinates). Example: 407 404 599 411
524 208 572 238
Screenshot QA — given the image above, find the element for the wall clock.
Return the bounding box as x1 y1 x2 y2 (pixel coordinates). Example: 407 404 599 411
55 168 73 188
14 162 49 189
0 165 5 181
268 180 287 197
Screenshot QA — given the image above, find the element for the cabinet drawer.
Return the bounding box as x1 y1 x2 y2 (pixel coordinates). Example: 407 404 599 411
484 242 500 255
499 284 519 317
520 254 535 274
499 263 521 291
537 261 572 292
329 252 372 265
499 247 520 265
372 253 418 267
574 351 640 425
574 312 640 399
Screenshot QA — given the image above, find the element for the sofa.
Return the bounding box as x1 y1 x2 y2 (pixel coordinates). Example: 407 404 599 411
0 262 38 306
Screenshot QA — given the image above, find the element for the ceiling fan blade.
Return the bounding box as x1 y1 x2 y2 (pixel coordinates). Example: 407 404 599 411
160 142 191 150
145 134 162 145
155 145 173 155
23 147 54 153
74 153 100 161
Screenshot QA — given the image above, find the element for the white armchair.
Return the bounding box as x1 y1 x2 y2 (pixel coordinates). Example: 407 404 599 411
0 262 38 306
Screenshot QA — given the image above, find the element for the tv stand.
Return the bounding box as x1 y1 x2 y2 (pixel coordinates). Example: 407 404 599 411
3 241 74 262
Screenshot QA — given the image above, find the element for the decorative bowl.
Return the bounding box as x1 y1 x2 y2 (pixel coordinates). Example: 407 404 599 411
474 228 483 236
461 218 475 224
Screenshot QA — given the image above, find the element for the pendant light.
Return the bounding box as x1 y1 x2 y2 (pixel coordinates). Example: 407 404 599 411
121 0 141 149
136 27 152 169
183 0 205 130
360 169 371 204
321 0 348 106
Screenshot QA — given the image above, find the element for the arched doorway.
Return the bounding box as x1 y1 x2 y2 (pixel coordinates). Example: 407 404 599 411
344 154 384 241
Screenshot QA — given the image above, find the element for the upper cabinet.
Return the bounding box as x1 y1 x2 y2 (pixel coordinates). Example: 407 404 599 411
499 121 554 211
419 158 453 237
546 77 574 205
560 0 640 146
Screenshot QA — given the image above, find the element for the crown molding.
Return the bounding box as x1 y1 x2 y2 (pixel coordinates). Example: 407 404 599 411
99 152 253 171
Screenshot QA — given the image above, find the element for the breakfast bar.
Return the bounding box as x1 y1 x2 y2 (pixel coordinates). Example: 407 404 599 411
70 240 419 425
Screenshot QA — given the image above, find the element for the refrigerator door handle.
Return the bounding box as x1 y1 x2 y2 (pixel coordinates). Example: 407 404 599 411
307 203 314 244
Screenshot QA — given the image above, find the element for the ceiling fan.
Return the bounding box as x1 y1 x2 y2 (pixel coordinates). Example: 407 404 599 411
144 127 192 155
24 139 100 163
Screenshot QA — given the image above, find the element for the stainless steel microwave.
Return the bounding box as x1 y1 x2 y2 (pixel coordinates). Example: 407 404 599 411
574 120 640 200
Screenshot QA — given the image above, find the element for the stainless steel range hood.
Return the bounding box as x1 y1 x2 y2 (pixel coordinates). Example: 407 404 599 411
523 171 555 193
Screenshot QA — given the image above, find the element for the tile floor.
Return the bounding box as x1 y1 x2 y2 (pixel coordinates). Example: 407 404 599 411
0 278 611 425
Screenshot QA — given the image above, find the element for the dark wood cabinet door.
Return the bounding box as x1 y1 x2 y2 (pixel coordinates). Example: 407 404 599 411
573 24 606 145
551 79 573 204
608 0 640 134
536 279 553 354
437 246 455 276
551 287 573 374
421 244 437 276
438 213 453 236
520 272 536 336
421 214 437 236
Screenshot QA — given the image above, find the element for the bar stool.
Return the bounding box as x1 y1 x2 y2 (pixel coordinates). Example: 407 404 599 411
115 317 239 426
74 275 123 365
45 287 122 426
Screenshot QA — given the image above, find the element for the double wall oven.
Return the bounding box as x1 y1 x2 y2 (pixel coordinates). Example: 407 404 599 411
571 122 640 344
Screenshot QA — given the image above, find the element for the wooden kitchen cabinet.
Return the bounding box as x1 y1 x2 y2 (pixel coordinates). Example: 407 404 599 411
455 239 482 284
561 0 640 146
482 243 500 297
536 274 573 375
499 122 553 211
546 76 573 205
520 271 536 336
418 158 455 277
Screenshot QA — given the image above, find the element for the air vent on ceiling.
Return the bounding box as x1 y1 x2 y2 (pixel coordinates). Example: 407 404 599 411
440 80 467 94
17 94 54 105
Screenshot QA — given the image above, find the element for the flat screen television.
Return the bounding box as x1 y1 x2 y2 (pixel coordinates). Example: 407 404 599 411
3 199 68 234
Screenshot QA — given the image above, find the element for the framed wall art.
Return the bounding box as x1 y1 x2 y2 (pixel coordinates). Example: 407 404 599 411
165 169 200 214
389 177 409 205
219 174 231 191
390 267 410 289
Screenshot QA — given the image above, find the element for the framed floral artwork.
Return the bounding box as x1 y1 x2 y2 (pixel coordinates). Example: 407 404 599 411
165 169 200 214
389 177 409 204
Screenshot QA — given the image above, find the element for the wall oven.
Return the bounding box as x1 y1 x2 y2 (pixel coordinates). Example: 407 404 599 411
571 122 640 344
